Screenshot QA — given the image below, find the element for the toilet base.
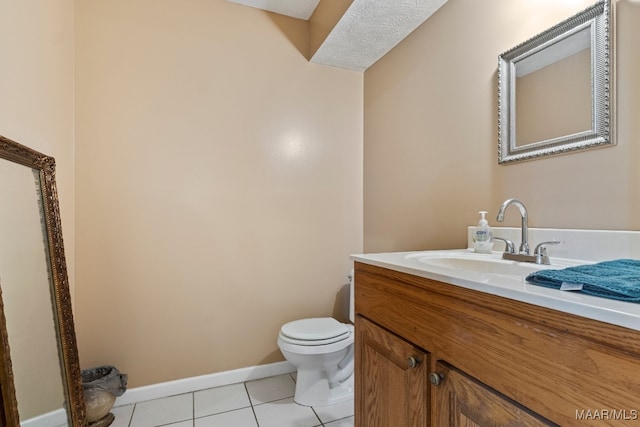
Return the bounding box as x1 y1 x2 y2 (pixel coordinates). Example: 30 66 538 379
293 368 354 407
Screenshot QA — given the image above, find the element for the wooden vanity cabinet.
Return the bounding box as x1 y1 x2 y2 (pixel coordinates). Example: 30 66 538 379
354 262 640 427
355 315 429 426
434 362 554 426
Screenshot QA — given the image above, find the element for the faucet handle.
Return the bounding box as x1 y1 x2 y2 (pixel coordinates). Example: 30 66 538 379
493 237 515 254
534 240 562 264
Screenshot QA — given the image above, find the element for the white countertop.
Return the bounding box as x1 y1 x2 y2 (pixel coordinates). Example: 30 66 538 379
351 249 640 332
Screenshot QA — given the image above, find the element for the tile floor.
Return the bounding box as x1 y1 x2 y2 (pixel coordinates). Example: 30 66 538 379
110 373 354 427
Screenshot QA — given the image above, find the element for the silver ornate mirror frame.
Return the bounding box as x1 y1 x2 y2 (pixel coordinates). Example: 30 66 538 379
0 135 86 426
498 0 614 164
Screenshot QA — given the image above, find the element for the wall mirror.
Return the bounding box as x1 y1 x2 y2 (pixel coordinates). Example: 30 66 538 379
498 0 614 164
0 135 86 426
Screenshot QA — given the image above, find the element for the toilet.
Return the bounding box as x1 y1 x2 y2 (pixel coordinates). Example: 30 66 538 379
277 273 355 407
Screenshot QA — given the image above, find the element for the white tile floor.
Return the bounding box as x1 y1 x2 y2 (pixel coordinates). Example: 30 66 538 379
110 373 354 427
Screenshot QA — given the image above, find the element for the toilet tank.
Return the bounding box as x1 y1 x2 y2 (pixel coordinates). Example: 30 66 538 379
349 270 355 323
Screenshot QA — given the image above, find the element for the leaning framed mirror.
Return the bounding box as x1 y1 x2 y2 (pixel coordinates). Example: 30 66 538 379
498 0 614 164
0 135 86 426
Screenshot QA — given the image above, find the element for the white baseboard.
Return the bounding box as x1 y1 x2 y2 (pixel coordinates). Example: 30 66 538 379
115 361 295 406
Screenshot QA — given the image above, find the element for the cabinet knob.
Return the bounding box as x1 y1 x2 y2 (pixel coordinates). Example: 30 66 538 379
407 357 421 368
429 372 445 386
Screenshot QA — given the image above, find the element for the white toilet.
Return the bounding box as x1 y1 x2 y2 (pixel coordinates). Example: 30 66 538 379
277 274 355 407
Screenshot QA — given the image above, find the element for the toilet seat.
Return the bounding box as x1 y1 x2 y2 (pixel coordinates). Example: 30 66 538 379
278 326 354 355
280 318 350 346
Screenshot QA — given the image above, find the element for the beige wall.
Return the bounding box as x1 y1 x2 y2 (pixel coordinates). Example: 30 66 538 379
0 0 76 291
364 0 640 252
75 0 363 387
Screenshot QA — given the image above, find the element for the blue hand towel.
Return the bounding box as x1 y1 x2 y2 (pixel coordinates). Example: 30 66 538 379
525 259 640 302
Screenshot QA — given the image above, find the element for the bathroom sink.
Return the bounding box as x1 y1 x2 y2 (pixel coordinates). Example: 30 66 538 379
414 255 542 276
352 249 591 296
403 250 583 280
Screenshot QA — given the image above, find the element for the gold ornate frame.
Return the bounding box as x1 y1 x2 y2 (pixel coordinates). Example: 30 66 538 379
0 134 86 426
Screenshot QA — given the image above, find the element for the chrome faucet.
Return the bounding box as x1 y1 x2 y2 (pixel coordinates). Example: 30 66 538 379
495 198 561 265
496 198 529 254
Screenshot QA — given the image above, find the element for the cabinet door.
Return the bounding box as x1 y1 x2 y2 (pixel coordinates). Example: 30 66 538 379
434 362 556 427
355 315 428 427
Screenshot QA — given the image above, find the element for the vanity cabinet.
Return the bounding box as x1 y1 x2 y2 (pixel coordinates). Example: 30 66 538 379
355 316 429 426
354 262 640 426
434 363 552 426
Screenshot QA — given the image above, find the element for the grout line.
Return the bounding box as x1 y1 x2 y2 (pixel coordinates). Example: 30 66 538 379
191 391 195 427
244 381 261 426
127 403 136 427
310 406 324 427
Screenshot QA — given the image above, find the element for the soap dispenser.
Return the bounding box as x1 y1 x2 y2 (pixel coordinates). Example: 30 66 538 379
472 211 494 254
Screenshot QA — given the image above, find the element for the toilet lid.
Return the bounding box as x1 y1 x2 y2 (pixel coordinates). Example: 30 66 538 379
280 317 350 342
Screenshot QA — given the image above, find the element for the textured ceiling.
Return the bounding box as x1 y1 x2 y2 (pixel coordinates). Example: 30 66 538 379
311 0 449 71
226 0 321 20
226 0 449 72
